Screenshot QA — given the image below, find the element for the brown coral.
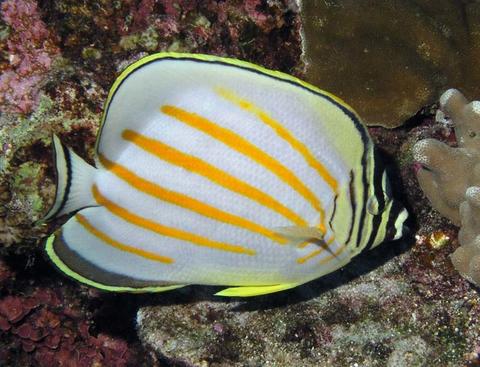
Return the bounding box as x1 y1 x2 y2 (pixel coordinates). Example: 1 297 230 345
301 1 480 128
413 88 480 286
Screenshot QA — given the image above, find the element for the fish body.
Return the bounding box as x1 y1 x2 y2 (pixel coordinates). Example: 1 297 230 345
44 53 408 296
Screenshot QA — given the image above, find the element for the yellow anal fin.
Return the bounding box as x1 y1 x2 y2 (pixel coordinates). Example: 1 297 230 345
215 282 301 297
128 284 187 294
46 234 187 293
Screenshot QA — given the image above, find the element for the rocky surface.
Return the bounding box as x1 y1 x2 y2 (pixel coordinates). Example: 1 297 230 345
1 0 479 366
137 243 479 367
301 0 480 128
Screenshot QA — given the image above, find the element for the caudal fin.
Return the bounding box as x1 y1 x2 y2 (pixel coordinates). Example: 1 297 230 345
43 135 97 221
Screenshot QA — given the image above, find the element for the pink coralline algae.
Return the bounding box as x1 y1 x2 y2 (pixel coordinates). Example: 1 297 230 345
244 0 277 30
0 0 60 114
0 259 137 367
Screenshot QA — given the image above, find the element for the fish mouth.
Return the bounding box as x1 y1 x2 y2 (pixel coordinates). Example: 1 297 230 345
398 224 411 238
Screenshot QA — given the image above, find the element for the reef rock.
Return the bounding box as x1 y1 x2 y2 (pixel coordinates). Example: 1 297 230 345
137 239 479 366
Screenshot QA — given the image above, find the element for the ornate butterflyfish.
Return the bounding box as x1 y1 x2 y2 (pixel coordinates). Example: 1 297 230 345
43 53 408 296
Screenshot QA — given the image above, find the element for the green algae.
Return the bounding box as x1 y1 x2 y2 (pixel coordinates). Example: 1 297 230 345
0 94 98 162
0 22 10 41
193 14 211 28
166 40 185 53
12 162 45 217
119 26 159 51
81 46 102 60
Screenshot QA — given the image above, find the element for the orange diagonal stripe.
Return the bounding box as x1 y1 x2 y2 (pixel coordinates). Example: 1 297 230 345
92 184 256 255
216 87 338 193
99 154 287 244
161 104 326 234
297 237 336 264
318 244 348 265
122 129 307 227
76 213 174 264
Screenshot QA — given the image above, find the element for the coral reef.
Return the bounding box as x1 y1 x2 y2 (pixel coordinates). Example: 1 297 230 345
453 187 480 285
0 257 142 366
413 89 480 286
1 0 480 365
301 0 480 128
40 0 303 89
0 0 60 114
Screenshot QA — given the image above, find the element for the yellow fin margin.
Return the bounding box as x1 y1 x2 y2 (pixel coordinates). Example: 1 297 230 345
45 234 186 293
215 282 301 297
97 52 361 154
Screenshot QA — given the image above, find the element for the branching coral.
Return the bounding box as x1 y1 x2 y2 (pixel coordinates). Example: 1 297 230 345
452 187 480 284
413 89 480 285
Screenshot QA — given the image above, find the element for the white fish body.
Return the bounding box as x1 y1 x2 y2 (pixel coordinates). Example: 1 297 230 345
44 53 408 296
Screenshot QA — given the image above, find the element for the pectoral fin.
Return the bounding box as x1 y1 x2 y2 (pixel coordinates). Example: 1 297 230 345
273 226 337 257
215 282 301 297
273 226 325 242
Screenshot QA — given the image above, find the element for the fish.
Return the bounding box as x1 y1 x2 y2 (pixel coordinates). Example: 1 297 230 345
43 52 408 297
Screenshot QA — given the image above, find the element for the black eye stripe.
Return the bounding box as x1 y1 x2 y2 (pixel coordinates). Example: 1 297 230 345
372 149 386 212
385 201 405 241
345 170 356 246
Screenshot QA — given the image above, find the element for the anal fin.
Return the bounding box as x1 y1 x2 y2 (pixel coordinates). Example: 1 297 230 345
215 283 301 297
45 233 186 293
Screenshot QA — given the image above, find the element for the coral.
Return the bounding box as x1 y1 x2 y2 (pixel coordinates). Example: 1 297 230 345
412 89 480 224
3 1 478 366
0 258 142 366
451 187 480 285
300 1 480 127
40 0 302 90
413 89 480 286
0 0 60 114
0 257 145 367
